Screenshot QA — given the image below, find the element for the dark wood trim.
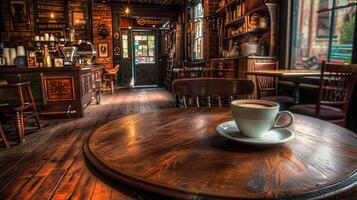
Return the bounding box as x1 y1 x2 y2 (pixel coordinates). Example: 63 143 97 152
352 5 357 64
278 0 292 69
88 0 93 43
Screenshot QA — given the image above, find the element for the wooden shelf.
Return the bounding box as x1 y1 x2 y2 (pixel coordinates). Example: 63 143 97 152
224 5 267 28
216 0 240 14
225 16 245 27
224 27 270 40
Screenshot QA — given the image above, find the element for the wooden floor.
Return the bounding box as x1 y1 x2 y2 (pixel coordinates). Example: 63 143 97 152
0 88 176 200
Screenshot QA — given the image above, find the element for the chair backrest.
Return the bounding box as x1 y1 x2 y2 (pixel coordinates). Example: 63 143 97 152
172 78 255 108
316 61 357 117
254 61 278 98
182 61 206 78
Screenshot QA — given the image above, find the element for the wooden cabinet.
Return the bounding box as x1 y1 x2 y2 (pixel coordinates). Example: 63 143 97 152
0 66 103 118
210 56 276 98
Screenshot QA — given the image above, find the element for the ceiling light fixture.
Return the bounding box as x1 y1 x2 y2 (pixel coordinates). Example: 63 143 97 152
124 0 131 15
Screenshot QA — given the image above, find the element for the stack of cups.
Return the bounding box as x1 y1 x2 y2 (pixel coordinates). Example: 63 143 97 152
9 48 17 65
17 46 26 56
3 48 10 65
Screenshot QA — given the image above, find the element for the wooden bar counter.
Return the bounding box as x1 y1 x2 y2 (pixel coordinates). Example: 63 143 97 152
0 65 103 118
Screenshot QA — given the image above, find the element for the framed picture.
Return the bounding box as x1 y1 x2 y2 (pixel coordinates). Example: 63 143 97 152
27 51 36 68
10 0 30 31
72 11 86 26
54 58 64 67
98 44 108 58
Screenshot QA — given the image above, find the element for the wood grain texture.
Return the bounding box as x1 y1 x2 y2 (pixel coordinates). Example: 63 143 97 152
0 88 175 200
84 108 357 200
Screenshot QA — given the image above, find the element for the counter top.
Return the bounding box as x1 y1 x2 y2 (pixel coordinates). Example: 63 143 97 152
0 65 104 73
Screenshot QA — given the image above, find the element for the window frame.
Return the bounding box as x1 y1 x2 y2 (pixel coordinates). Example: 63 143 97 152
192 1 204 60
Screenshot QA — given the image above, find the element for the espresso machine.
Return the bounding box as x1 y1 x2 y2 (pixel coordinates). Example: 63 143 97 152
76 40 97 65
60 27 78 66
61 46 77 66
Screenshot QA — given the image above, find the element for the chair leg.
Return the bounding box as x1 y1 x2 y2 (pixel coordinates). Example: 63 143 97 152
26 85 42 130
16 112 25 143
34 111 42 130
0 125 10 148
111 81 115 95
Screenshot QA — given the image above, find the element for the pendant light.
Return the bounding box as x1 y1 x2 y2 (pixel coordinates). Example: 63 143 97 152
124 0 131 15
49 0 55 19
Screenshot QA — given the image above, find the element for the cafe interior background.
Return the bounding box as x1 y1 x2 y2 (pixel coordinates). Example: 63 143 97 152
0 0 356 199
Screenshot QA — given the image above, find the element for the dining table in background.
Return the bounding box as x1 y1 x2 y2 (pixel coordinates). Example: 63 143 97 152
84 108 357 200
245 69 321 104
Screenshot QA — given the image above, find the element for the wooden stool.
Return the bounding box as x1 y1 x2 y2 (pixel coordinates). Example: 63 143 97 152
0 123 9 148
0 82 42 143
101 65 120 95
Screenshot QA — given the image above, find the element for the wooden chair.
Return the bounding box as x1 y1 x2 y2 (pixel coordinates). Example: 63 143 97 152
0 82 42 143
102 64 120 95
180 61 206 78
254 61 293 109
172 78 255 108
290 62 357 127
0 122 10 148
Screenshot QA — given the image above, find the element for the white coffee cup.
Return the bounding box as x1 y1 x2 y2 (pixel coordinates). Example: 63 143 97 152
9 48 17 65
35 35 40 41
44 33 49 41
17 46 26 56
231 100 294 138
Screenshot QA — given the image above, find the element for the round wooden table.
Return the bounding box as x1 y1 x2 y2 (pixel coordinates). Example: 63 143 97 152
84 108 357 199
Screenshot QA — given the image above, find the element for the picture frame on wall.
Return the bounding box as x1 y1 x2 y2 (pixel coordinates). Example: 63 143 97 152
10 0 31 31
72 11 86 28
98 44 108 58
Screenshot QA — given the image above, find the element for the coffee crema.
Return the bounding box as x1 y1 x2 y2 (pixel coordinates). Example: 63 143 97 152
238 103 272 108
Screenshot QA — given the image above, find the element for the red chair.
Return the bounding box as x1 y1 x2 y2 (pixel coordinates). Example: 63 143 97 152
290 62 357 127
254 62 293 109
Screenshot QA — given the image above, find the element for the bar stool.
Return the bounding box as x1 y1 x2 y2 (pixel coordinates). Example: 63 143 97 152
101 64 120 95
0 122 10 148
0 82 42 143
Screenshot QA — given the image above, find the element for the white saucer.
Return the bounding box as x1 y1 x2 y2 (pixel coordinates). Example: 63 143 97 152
216 121 295 145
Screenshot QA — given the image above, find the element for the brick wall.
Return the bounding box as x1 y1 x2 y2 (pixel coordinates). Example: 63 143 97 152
204 0 219 60
92 2 113 68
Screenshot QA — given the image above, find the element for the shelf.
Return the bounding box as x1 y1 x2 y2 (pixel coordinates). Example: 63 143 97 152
224 16 245 27
216 0 240 14
224 5 267 28
224 27 270 40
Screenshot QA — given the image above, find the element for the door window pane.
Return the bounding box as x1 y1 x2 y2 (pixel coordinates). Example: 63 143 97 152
122 34 129 58
134 34 155 64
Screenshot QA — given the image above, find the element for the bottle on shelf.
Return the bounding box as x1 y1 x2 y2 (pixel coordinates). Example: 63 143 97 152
43 45 52 68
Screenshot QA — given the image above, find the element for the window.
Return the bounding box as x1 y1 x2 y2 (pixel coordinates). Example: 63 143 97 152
193 2 204 60
134 35 155 64
122 34 129 58
291 0 356 68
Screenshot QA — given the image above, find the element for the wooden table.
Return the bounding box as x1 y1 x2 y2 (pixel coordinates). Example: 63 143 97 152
84 108 357 199
245 70 321 104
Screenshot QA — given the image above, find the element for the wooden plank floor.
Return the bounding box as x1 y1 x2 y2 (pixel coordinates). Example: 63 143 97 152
0 88 176 200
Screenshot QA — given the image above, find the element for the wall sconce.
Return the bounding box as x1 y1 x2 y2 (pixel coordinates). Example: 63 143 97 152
99 24 109 38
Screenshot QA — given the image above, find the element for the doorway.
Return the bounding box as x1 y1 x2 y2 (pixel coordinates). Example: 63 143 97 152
132 31 159 86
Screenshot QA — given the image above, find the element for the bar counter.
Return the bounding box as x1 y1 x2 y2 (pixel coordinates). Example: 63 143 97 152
0 65 103 118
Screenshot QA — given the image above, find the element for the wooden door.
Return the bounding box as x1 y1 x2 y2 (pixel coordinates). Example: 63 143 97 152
133 31 158 86
119 29 132 86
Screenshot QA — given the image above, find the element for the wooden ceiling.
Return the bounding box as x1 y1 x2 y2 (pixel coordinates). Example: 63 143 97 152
109 0 184 6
